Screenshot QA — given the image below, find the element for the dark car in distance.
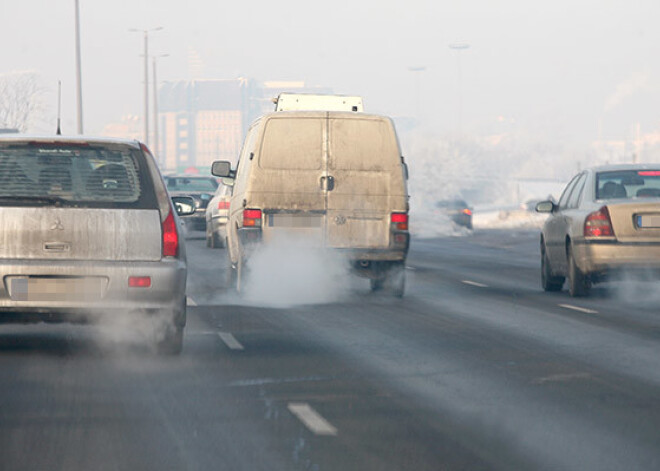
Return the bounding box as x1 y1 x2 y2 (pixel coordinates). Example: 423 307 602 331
164 175 219 231
435 199 473 229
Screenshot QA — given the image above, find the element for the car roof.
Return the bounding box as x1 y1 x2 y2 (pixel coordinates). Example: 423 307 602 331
588 163 660 173
0 134 142 149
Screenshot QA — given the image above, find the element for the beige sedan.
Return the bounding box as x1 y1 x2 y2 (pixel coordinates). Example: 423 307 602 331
536 164 660 296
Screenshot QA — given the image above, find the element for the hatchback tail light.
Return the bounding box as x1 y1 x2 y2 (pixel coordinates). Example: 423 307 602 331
243 208 262 227
218 200 230 210
162 209 180 257
391 212 409 231
584 206 614 237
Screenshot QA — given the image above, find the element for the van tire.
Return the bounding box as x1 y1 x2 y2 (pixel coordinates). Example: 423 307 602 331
227 262 237 289
389 263 406 298
236 258 247 294
156 324 183 355
370 277 385 291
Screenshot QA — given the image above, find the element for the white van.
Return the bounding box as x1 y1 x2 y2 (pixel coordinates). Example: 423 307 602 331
212 111 410 296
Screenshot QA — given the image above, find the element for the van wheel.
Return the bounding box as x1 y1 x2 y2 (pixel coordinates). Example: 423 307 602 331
388 262 406 298
236 258 247 294
370 277 385 292
567 245 590 297
226 262 237 289
541 249 564 291
155 323 183 355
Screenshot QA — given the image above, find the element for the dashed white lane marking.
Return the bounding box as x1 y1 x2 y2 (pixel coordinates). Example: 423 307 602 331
186 296 197 306
558 304 598 315
287 403 338 436
406 266 416 271
461 280 489 288
217 332 244 350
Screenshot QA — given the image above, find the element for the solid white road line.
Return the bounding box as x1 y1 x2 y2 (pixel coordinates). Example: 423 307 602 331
217 332 244 350
186 296 197 306
287 403 338 436
558 304 598 315
461 280 489 288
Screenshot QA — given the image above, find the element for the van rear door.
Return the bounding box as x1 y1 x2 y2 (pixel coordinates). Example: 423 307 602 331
257 117 327 244
325 116 405 249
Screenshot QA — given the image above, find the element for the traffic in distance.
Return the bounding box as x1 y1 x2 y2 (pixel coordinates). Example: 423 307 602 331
1 93 660 470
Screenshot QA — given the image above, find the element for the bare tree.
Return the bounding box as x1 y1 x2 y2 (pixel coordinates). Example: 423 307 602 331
0 71 44 132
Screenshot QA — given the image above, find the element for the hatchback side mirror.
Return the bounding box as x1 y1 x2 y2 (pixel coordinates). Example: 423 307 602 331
535 200 556 213
171 196 196 216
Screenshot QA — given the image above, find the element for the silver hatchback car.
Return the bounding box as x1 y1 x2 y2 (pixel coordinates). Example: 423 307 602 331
0 136 194 353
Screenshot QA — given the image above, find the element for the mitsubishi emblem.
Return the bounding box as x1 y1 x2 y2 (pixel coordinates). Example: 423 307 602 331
50 218 64 231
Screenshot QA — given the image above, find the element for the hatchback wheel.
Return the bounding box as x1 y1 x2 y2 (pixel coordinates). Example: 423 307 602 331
567 246 590 297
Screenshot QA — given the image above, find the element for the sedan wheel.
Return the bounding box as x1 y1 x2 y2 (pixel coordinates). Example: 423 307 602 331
541 249 564 292
567 246 590 297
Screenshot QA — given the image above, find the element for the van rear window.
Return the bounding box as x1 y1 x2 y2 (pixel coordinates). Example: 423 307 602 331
0 142 150 207
329 119 399 171
259 119 323 170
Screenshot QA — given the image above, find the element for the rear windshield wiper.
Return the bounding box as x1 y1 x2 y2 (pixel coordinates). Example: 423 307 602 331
0 195 70 205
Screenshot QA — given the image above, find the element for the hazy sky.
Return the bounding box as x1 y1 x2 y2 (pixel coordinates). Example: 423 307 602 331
2 0 659 144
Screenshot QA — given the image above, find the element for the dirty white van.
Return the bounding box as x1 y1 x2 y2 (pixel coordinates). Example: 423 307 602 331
212 111 410 296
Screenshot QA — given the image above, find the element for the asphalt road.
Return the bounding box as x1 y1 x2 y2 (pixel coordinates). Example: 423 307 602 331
1 229 660 470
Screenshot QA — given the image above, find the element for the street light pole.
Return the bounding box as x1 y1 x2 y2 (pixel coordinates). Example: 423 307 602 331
129 26 162 146
74 0 83 134
449 42 470 135
152 54 168 168
408 66 427 124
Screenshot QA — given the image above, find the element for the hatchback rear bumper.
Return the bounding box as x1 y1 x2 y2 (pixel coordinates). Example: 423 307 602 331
0 258 186 324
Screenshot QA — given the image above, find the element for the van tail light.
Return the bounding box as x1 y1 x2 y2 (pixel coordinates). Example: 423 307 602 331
584 206 614 237
391 212 409 231
243 208 262 227
218 200 230 210
162 208 180 257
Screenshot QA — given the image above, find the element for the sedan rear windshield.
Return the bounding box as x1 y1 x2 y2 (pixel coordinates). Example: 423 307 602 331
596 170 660 200
166 177 218 192
0 142 156 208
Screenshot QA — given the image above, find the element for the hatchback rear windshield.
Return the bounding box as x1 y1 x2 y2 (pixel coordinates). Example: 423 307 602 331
596 170 660 199
0 141 156 208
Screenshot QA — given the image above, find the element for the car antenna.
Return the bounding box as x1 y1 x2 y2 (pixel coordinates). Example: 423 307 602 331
56 80 62 135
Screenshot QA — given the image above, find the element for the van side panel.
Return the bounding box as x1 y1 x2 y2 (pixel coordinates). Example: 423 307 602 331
326 117 406 249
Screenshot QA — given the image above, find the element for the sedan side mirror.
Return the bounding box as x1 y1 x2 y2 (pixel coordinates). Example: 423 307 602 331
211 160 234 178
535 200 556 213
171 196 196 216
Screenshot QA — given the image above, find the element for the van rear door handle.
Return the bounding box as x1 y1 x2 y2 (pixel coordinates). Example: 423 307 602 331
320 176 335 191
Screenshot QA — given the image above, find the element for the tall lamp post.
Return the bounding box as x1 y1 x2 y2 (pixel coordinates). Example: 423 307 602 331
74 0 84 134
449 42 470 135
128 26 163 147
408 66 427 124
152 53 168 168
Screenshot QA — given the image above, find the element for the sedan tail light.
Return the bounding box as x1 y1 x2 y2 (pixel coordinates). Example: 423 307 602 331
243 208 262 227
218 200 230 210
584 206 614 237
391 212 409 231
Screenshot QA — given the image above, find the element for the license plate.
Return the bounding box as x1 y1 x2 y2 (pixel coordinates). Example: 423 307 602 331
10 277 106 302
268 214 323 228
636 214 660 228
